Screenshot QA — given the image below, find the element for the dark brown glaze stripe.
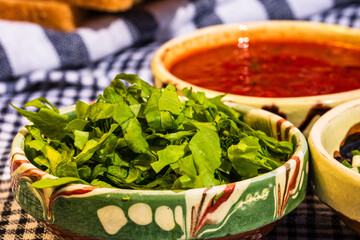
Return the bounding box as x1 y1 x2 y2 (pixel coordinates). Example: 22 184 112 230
276 119 286 141
193 183 236 237
191 187 211 237
279 162 291 217
261 104 287 120
284 125 292 141
287 156 301 192
11 158 28 174
12 168 45 191
191 206 196 237
277 183 282 217
299 103 331 132
280 156 301 216
19 168 45 182
11 152 26 159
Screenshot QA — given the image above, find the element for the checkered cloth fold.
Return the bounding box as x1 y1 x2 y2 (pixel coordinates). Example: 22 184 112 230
1 0 360 239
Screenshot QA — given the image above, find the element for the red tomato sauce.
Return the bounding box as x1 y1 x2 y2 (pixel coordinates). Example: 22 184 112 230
169 41 360 97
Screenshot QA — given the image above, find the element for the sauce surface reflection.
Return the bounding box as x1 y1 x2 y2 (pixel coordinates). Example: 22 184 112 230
169 40 360 97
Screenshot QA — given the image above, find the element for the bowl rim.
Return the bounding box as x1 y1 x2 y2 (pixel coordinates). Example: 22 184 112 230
11 102 308 195
151 20 360 105
308 98 360 180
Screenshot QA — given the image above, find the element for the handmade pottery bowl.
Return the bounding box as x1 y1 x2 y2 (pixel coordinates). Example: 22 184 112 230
308 98 360 234
152 21 360 136
11 103 308 240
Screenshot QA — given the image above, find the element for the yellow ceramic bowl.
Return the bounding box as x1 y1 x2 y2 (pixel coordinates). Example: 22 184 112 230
308 98 360 234
152 20 360 136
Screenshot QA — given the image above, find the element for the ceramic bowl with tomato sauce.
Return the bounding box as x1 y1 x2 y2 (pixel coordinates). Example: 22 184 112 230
308 98 360 235
152 21 360 136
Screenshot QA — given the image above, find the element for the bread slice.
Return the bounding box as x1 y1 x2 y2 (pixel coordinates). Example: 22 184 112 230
57 0 144 12
0 0 88 31
0 0 145 31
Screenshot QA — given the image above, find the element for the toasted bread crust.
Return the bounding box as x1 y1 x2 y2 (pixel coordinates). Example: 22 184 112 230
0 0 145 31
58 0 144 12
0 0 88 31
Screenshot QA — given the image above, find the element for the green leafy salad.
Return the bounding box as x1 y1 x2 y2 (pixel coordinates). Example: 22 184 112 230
11 74 293 190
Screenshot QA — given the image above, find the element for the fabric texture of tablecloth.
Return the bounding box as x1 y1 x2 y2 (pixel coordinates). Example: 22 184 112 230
1 0 360 239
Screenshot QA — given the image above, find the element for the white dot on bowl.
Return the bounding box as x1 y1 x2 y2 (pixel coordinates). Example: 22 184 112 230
174 206 184 229
128 203 152 225
155 206 175 231
97 205 127 235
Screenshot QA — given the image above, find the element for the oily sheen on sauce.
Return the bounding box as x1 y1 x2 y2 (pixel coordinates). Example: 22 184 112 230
169 41 360 97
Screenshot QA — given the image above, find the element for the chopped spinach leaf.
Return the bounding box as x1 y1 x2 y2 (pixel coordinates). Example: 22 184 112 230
12 73 293 190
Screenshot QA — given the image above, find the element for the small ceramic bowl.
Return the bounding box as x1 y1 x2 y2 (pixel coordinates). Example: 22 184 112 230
309 98 360 234
152 21 360 136
11 103 308 240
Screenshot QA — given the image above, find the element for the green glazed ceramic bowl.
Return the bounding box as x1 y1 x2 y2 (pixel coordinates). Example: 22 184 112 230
11 103 308 240
309 98 360 234
152 21 360 136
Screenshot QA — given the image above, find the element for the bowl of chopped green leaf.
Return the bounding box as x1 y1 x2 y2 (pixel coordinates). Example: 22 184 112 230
11 74 308 240
309 98 360 235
